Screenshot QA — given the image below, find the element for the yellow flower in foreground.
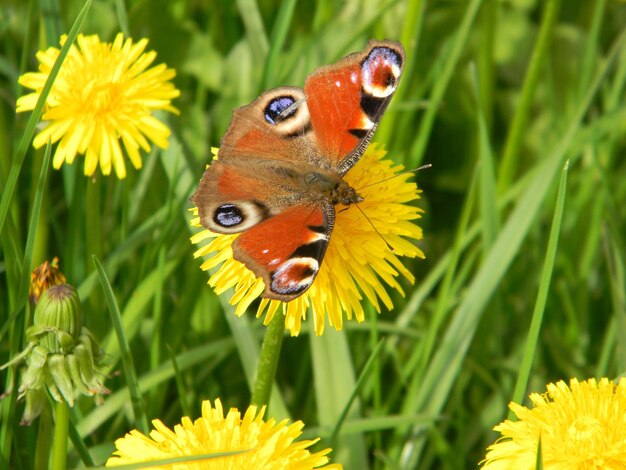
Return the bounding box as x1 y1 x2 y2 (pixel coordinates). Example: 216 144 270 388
107 398 341 469
17 33 180 179
190 145 424 336
482 377 626 469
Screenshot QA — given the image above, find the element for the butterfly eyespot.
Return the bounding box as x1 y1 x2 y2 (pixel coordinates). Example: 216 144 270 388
270 258 319 296
214 204 244 227
260 90 311 137
203 200 269 234
264 96 297 124
361 46 403 98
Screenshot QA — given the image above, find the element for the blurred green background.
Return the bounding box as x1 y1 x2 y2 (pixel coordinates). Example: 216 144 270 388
1 0 626 468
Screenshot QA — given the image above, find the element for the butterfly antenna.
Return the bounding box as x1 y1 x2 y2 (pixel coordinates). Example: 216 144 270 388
353 202 395 253
356 163 432 191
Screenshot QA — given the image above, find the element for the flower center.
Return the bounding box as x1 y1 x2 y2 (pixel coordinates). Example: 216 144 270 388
566 415 602 445
81 78 121 116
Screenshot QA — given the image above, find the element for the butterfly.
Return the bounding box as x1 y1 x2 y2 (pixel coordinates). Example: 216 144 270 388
191 40 405 302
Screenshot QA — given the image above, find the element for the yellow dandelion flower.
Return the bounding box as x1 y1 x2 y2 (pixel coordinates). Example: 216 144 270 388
191 145 424 336
29 257 66 304
106 398 342 469
16 33 180 179
481 377 626 469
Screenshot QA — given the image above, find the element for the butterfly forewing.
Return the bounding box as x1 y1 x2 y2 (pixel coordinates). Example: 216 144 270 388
304 40 405 175
218 87 318 164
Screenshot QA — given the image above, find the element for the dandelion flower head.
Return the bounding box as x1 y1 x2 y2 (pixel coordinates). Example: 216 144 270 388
107 398 341 469
482 377 626 469
17 33 180 179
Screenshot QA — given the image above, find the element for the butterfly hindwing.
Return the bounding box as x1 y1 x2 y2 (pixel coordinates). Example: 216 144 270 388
233 204 334 301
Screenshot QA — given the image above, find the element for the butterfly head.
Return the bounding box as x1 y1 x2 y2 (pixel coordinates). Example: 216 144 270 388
331 180 363 206
302 171 362 206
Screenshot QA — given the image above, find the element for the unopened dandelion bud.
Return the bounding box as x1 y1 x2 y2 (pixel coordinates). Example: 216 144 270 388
2 281 108 423
33 284 84 352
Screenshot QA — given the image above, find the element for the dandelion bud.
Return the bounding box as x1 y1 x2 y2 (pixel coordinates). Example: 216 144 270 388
2 283 108 424
32 284 84 352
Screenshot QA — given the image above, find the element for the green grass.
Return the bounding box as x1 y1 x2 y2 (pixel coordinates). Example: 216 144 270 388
1 0 626 468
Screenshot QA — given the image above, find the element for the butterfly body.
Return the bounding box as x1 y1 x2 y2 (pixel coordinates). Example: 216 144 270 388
192 40 405 301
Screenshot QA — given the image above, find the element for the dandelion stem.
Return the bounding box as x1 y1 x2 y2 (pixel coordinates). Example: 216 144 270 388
251 312 285 407
51 399 69 470
34 406 52 470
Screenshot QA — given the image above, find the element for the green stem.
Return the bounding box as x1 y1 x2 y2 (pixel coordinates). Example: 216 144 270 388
34 406 52 470
51 399 69 470
250 312 285 407
497 0 562 192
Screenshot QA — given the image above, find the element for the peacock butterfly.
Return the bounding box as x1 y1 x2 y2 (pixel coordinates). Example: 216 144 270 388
191 40 405 302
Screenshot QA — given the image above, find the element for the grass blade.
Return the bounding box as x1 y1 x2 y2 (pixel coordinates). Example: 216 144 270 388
236 0 269 61
374 0 425 145
261 0 297 90
497 0 562 191
328 338 386 448
0 0 91 240
93 255 149 434
310 329 366 468
112 0 130 37
603 226 626 372
471 64 500 246
76 339 233 437
510 160 569 412
407 0 484 166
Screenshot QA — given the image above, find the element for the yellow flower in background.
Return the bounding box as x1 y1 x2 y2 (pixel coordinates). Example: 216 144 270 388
107 398 342 469
191 145 424 336
17 33 180 179
481 377 626 469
